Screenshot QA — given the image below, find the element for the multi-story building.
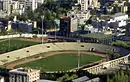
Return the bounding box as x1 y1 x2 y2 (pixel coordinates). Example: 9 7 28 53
9 68 40 82
59 16 78 36
90 13 128 35
1 0 44 15
59 16 71 36
108 13 128 27
20 0 44 11
68 0 99 32
77 0 99 11
78 0 89 11
23 0 37 11
9 21 33 33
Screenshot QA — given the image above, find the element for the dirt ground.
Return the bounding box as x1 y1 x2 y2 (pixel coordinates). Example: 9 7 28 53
7 51 105 69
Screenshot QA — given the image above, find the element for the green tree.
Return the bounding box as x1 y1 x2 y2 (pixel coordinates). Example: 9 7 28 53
66 74 78 81
113 53 120 59
57 73 78 82
112 40 128 48
57 74 69 82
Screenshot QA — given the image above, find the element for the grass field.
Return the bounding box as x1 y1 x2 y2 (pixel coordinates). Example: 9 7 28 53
0 39 40 53
16 54 102 72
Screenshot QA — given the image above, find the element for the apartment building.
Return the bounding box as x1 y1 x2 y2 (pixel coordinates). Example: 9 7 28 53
1 0 44 15
77 0 99 11
9 68 40 82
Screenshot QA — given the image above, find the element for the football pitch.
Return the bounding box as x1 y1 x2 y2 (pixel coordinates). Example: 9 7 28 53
15 53 103 72
0 39 40 53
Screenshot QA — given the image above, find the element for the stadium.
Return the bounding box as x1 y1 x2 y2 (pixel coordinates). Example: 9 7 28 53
1 40 129 73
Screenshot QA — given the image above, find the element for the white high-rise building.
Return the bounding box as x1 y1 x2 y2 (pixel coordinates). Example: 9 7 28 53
78 0 88 11
1 0 44 15
77 0 99 11
23 0 38 11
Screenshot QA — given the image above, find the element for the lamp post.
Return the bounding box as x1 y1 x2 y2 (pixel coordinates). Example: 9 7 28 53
7 14 10 50
55 24 56 40
8 33 10 50
73 11 81 69
77 39 80 69
54 19 58 40
41 15 44 44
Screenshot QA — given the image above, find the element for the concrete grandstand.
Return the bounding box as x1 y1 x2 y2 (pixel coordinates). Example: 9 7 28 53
0 42 128 65
0 42 129 74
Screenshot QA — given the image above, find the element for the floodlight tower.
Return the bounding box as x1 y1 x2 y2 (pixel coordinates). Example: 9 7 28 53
41 15 44 44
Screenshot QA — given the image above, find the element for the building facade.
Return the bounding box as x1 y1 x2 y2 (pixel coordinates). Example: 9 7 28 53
59 17 71 36
77 0 99 11
11 21 33 33
59 16 79 36
108 13 128 27
1 0 44 15
9 68 40 82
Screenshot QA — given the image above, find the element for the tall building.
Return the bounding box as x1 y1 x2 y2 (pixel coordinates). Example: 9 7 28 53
78 0 89 11
22 0 37 11
9 68 40 82
59 17 71 36
77 0 99 11
19 0 44 11
59 16 78 36
0 0 44 15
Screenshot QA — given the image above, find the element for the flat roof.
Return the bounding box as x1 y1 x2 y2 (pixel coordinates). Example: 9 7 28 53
9 68 39 75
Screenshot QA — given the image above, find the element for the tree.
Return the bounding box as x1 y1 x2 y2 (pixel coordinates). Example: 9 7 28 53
112 40 128 48
113 53 120 59
106 49 114 60
90 8 97 15
66 74 78 81
57 74 69 82
57 73 78 82
106 70 129 82
17 14 28 21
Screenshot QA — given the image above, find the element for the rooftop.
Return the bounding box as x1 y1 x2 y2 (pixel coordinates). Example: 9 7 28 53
111 13 127 18
9 68 39 74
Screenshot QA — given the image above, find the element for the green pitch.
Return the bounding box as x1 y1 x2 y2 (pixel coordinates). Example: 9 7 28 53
0 39 40 53
16 54 102 72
